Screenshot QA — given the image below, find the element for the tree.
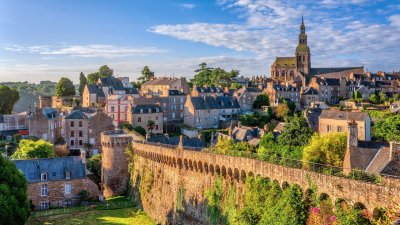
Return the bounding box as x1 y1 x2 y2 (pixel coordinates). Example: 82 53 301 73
275 103 290 119
133 126 146 136
138 66 155 85
98 65 113 77
78 72 87 96
277 114 313 147
147 120 155 134
54 144 69 157
193 63 213 86
352 91 362 103
0 155 30 225
253 94 270 109
192 63 239 87
302 133 347 167
378 91 387 103
230 82 242 89
0 85 19 114
11 139 55 160
372 115 400 142
55 77 75 97
87 154 102 184
369 93 379 104
87 72 100 84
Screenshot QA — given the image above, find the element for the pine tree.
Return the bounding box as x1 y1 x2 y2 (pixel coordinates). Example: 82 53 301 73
78 72 87 96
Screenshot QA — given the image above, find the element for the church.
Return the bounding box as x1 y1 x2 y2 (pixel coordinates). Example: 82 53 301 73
270 16 364 87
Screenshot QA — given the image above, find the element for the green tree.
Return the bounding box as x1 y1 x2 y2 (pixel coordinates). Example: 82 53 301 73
0 155 30 225
277 114 313 146
0 85 19 114
78 72 87 96
378 91 387 103
372 115 400 142
11 139 55 160
138 66 155 85
87 154 102 184
275 103 290 119
55 77 76 97
253 93 270 109
133 126 146 136
87 72 100 84
98 65 113 77
369 93 379 104
302 133 347 167
205 176 224 225
193 63 213 86
230 82 242 89
353 91 362 103
273 185 307 225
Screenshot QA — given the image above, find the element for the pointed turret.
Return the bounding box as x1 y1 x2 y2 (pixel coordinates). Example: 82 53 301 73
296 15 311 76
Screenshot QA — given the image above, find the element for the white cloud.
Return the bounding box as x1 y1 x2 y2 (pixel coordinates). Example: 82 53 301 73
149 1 400 73
179 3 196 9
2 44 167 58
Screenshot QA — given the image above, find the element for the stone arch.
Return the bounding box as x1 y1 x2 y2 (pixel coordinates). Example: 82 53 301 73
221 166 227 178
173 158 177 168
240 169 246 182
234 168 239 181
354 202 367 210
335 198 348 209
282 181 289 189
177 158 183 169
204 163 209 174
189 159 193 171
215 165 221 175
248 171 254 177
319 193 330 202
184 159 188 170
227 168 233 178
198 161 203 173
210 164 214 175
193 160 198 172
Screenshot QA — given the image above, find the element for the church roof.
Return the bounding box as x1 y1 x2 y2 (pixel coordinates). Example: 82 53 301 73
310 67 363 76
273 57 296 66
296 44 310 53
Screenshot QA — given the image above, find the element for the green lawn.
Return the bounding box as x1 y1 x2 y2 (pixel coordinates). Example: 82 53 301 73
27 197 155 225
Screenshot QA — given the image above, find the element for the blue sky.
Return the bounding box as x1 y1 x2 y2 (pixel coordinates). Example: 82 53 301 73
0 0 399 83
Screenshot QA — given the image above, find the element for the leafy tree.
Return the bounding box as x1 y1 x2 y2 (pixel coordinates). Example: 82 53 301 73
11 139 55 159
78 72 87 96
87 154 102 184
302 133 347 167
277 115 313 146
192 63 239 87
193 63 213 86
369 93 379 104
205 176 224 225
372 115 400 142
0 155 30 225
122 123 134 131
253 93 270 109
0 85 19 114
55 77 76 97
230 82 242 89
275 103 290 119
133 126 146 136
352 91 362 103
87 72 100 84
273 185 307 225
98 65 113 77
138 66 155 85
239 112 271 128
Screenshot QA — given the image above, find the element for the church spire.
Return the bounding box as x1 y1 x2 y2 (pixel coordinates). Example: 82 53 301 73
300 14 305 34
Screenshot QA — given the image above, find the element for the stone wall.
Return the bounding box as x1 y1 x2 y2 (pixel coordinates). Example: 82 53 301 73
101 138 400 224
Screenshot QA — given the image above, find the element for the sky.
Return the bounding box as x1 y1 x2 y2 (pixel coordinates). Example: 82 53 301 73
0 0 399 83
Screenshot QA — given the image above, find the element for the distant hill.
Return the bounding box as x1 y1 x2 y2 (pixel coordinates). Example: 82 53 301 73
0 81 57 113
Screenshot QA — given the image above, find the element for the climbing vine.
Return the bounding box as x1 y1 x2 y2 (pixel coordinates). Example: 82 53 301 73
206 176 224 225
176 186 185 212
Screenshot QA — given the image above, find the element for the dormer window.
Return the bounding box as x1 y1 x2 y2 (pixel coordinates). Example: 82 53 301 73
156 108 159 113
65 171 71 180
41 172 48 181
140 109 143 113
148 108 151 113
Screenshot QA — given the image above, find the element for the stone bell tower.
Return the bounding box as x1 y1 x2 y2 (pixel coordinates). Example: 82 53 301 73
296 15 311 76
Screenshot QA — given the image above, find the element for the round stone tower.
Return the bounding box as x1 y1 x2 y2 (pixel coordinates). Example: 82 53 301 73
101 130 133 198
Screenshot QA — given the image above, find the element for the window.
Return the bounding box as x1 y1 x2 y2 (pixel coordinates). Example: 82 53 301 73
180 105 183 110
65 171 71 180
64 183 72 195
71 140 74 146
111 114 114 119
79 140 83 146
156 116 159 121
327 125 332 132
40 202 49 210
155 125 159 130
70 131 74 137
172 112 176 119
173 97 176 103
337 126 342 132
41 184 48 196
79 131 83 137
138 117 141 122
111 106 115 112
70 121 74 127
180 97 184 103
41 172 48 181
79 121 82 127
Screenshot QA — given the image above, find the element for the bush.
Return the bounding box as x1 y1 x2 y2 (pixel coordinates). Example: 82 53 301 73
54 144 69 157
133 126 146 136
87 154 102 184
11 139 55 159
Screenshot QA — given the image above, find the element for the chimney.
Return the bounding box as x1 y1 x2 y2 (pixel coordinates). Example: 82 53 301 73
80 149 86 165
343 120 358 176
178 135 184 150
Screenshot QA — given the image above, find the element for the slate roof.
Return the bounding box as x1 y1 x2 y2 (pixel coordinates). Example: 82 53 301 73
168 90 185 96
318 78 340 86
0 115 4 123
87 84 105 97
272 84 299 91
132 104 162 114
319 110 369 121
195 86 224 93
125 87 139 95
143 77 181 86
302 87 318 95
65 110 89 120
231 126 258 141
148 135 205 148
273 57 296 66
99 77 125 91
42 108 58 120
310 67 363 76
13 156 85 183
190 96 240 110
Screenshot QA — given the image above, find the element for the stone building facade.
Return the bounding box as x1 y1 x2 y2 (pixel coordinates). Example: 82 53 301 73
141 77 189 97
308 77 347 104
234 87 262 111
265 82 300 106
63 110 89 150
28 107 62 143
13 156 99 210
127 104 164 134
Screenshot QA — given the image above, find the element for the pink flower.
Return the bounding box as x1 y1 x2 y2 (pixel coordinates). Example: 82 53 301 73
330 215 337 221
312 207 320 214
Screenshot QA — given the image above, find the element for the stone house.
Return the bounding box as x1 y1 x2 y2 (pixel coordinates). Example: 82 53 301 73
234 87 262 111
13 154 99 210
82 84 105 107
63 108 114 152
265 82 300 106
105 95 136 127
191 85 225 97
184 96 240 129
308 77 346 104
300 87 318 107
141 77 189 97
318 110 371 141
343 121 400 176
28 107 62 144
127 104 163 134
